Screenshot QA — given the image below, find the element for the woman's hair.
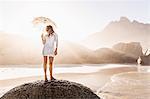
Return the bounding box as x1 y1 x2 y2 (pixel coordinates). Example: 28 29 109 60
46 25 54 33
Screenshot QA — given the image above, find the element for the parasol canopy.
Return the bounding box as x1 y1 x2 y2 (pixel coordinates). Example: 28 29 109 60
32 16 57 33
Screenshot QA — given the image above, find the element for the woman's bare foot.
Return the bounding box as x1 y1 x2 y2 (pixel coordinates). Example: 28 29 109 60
51 76 56 80
45 76 48 82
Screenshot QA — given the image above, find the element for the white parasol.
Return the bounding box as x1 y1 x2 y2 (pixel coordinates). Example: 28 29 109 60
32 16 57 33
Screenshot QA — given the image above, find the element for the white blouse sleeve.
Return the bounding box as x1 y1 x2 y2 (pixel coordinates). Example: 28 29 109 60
55 33 58 48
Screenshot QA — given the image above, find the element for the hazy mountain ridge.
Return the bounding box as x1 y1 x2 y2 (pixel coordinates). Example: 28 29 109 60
0 32 42 64
83 17 150 50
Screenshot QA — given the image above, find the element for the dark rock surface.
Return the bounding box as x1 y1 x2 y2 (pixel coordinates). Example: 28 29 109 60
1 80 100 99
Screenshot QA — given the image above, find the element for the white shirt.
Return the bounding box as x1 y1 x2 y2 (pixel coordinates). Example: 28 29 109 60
42 33 58 57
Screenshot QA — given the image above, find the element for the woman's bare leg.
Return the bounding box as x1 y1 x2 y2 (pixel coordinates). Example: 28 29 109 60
43 56 48 81
49 57 54 80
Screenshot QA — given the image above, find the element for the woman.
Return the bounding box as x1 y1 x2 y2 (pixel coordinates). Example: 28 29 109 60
41 25 58 81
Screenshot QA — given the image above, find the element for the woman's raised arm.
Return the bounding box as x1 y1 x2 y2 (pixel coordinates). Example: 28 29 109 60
41 34 46 44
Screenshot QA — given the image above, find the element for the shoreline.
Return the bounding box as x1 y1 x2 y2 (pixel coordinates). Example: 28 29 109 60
0 66 137 97
0 64 138 80
0 63 137 68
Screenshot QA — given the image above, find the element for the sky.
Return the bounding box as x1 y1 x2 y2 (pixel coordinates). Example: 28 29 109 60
0 0 149 42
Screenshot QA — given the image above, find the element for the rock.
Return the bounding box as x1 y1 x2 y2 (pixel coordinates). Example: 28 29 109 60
1 80 100 99
94 48 136 63
140 54 150 65
112 42 143 59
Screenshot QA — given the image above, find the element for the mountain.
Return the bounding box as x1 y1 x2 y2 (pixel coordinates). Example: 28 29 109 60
0 32 41 64
83 17 150 50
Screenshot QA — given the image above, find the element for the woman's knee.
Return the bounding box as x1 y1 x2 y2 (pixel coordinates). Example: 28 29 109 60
44 62 47 65
49 57 53 64
49 61 53 64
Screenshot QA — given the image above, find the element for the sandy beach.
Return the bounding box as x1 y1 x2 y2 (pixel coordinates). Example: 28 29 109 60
0 64 138 98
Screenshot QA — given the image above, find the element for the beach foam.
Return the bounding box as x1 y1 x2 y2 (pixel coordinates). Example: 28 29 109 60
98 72 150 99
